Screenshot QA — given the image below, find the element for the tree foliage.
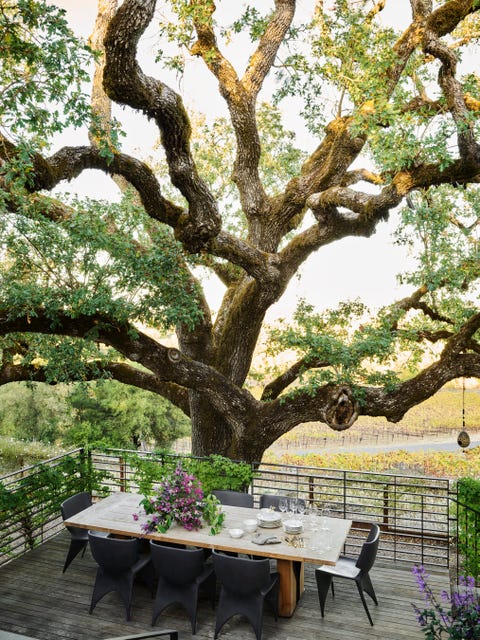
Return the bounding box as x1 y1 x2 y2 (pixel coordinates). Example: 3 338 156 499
65 380 190 450
0 0 480 462
0 380 190 450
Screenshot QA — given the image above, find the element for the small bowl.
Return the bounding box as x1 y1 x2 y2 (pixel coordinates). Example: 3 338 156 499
243 518 257 533
228 528 244 539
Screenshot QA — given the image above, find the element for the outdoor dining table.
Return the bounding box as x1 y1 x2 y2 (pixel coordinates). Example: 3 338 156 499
63 492 352 617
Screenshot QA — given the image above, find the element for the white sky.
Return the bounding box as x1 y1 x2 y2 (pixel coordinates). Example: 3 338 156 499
48 0 413 321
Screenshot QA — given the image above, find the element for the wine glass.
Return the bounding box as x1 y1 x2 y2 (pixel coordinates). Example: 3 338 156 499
297 499 306 521
278 497 288 516
320 504 331 531
288 497 298 517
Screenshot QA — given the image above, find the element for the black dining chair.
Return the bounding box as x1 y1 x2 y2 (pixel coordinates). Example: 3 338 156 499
150 541 216 634
212 550 279 640
60 491 92 573
88 530 154 621
211 489 254 508
259 493 306 512
315 523 380 625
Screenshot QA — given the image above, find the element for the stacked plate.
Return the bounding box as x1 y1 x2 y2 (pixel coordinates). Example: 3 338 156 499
282 518 303 535
257 510 282 528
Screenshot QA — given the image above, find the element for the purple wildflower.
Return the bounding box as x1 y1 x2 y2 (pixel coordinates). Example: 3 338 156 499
412 565 480 639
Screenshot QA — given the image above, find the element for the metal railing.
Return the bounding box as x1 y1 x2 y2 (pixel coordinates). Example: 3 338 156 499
251 461 452 567
88 449 453 568
0 448 101 566
1 447 479 584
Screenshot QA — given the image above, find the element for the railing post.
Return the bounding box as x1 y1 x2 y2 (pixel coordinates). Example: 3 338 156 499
308 476 315 505
421 494 425 565
383 484 389 529
119 456 126 492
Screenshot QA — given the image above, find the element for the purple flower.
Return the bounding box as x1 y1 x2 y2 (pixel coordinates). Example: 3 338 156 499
132 462 206 534
412 565 479 639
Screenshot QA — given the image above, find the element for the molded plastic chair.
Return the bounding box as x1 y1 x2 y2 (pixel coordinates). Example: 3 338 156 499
88 531 154 621
150 541 216 634
259 494 306 512
211 489 254 508
60 491 92 573
315 523 380 626
212 550 279 640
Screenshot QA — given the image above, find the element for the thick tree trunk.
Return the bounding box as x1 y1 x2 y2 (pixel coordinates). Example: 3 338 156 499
189 392 234 457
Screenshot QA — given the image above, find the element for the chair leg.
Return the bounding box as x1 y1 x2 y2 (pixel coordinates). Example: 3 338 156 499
63 539 88 573
355 580 374 626
360 573 378 605
315 570 333 618
203 571 217 609
265 576 280 622
89 569 134 621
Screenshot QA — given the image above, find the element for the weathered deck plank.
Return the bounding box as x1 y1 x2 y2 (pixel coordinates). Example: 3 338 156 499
0 531 448 640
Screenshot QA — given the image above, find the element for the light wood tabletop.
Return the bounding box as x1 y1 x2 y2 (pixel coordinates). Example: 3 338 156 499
64 492 352 617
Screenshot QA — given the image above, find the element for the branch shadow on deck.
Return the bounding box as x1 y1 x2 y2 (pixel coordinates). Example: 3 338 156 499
0 531 448 640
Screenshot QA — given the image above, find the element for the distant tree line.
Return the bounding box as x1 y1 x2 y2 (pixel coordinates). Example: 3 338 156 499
0 381 190 451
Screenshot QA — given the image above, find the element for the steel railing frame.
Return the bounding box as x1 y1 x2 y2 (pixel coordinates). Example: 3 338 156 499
1 447 478 584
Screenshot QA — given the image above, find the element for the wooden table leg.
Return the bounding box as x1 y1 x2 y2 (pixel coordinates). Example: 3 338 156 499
276 559 304 617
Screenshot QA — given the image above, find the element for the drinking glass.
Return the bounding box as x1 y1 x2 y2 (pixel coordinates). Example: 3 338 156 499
320 505 331 531
297 500 306 521
308 504 319 531
278 497 288 515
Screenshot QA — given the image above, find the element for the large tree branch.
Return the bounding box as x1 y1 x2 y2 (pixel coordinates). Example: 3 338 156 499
0 311 257 434
190 2 296 219
103 362 190 414
261 357 329 401
0 135 183 227
0 360 190 415
207 231 281 283
423 2 480 163
103 0 220 251
242 0 296 98
274 1 478 236
277 154 480 277
254 350 480 450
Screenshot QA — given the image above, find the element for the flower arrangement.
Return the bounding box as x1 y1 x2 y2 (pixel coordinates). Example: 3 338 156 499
412 564 480 639
133 463 225 535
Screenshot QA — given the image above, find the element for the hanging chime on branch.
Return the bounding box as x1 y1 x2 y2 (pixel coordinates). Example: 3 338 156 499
457 378 471 449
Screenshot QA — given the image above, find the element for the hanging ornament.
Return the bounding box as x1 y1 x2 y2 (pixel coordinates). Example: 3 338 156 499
457 378 471 449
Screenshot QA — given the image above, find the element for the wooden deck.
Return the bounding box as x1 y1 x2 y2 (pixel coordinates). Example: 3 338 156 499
0 530 449 640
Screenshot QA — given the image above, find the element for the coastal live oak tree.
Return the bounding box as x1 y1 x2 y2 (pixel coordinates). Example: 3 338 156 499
0 0 480 462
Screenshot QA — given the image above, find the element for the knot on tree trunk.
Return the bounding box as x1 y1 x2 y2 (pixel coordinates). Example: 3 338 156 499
167 348 182 363
321 386 358 431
